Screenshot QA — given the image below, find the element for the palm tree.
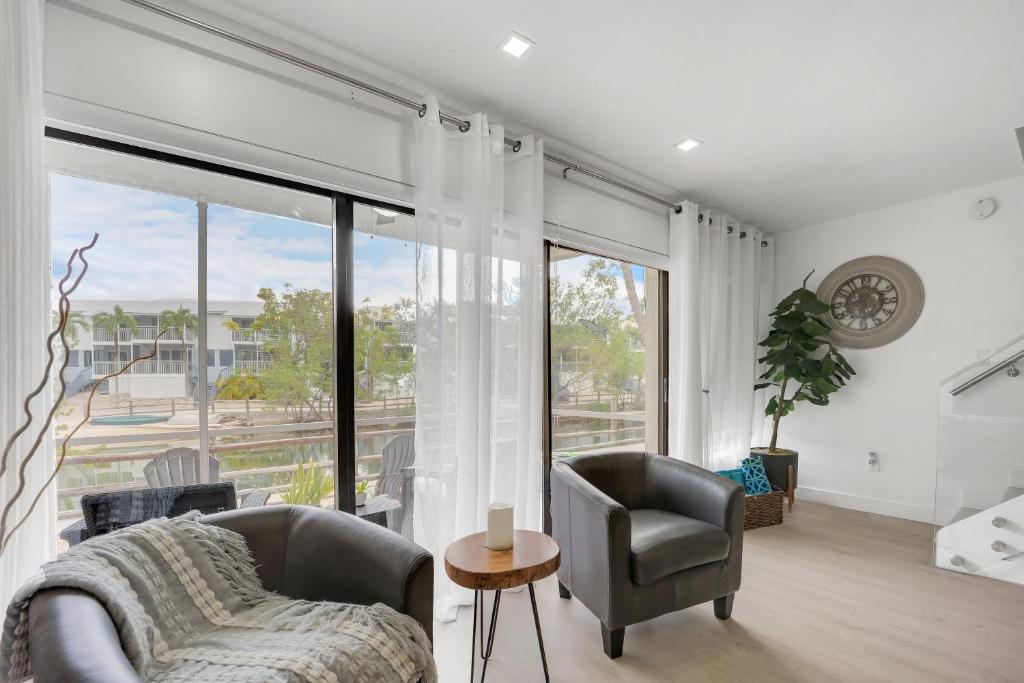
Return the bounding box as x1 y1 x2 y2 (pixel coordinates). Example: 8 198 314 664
159 307 199 372
52 310 88 347
92 306 138 395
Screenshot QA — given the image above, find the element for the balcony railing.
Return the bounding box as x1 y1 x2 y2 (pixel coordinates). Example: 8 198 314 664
93 360 187 375
232 329 276 343
93 326 193 343
558 360 584 374
234 359 273 373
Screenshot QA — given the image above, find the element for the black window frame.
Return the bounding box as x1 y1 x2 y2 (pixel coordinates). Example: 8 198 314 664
45 126 413 516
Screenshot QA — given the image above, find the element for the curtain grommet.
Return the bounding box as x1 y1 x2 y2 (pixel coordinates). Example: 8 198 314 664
512 140 522 153
418 103 427 118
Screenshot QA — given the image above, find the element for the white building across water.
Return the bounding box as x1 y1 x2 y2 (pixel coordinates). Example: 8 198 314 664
66 299 271 399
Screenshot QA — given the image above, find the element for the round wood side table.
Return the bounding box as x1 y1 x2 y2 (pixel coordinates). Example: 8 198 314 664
444 530 560 682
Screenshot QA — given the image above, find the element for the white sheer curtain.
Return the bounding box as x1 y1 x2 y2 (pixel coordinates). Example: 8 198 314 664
411 96 544 621
1 0 55 608
669 206 774 470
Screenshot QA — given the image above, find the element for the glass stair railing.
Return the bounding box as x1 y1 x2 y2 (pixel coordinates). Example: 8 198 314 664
935 334 1024 585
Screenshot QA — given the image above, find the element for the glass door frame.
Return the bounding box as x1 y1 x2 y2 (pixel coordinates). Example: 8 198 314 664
542 239 670 532
45 126 414 516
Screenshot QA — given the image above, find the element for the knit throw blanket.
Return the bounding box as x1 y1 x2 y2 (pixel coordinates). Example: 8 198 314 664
1 514 436 682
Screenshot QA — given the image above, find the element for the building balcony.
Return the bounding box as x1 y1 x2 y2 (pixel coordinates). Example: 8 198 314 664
234 359 273 373
93 359 188 375
231 329 276 343
93 326 193 343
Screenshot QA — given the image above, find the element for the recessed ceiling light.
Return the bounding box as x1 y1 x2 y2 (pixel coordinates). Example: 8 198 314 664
675 138 703 152
374 208 399 218
500 32 535 58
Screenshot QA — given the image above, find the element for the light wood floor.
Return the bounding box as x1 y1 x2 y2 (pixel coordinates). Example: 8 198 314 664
433 502 1024 682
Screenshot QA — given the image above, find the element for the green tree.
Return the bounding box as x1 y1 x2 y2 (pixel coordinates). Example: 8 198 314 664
256 286 334 420
549 258 642 399
53 310 88 347
159 306 198 370
91 305 138 395
354 298 414 401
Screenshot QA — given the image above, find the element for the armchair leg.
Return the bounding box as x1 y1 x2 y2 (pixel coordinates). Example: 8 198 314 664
557 581 571 599
601 624 624 659
714 594 735 620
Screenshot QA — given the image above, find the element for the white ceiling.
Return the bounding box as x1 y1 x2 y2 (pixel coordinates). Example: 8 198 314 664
186 0 1024 231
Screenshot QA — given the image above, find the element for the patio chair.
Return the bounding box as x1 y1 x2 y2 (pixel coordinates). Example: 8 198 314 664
60 448 268 547
144 448 269 507
377 434 415 537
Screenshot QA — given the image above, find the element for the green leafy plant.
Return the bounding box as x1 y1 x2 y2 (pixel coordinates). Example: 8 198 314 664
755 271 856 451
355 481 369 495
281 458 334 506
158 306 199 363
215 373 265 400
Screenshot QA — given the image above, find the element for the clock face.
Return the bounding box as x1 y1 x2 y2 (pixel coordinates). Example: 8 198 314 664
830 273 898 332
816 256 924 349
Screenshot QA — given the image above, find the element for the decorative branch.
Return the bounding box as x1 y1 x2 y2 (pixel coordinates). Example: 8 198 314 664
0 233 101 556
0 233 97 482
0 329 166 555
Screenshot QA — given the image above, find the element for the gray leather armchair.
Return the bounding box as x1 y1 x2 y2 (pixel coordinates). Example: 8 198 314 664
27 505 434 682
551 452 744 658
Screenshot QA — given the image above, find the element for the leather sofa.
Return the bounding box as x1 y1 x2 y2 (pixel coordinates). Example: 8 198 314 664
551 452 744 658
26 505 434 682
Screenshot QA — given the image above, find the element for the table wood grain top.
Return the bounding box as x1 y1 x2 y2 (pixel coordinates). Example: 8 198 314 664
444 530 560 590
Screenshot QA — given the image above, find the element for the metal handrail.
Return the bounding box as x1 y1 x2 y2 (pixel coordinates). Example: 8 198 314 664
951 348 1024 396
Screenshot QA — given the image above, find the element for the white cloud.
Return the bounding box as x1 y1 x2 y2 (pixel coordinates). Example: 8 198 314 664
52 174 332 304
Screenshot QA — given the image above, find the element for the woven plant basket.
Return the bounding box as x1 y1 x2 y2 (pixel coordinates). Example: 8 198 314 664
744 488 784 530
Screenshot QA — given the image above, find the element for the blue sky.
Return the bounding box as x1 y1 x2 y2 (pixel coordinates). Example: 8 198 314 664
51 173 643 311
51 172 416 307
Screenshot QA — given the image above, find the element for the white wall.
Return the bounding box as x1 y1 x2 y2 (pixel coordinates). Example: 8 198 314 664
43 0 669 260
773 175 1024 522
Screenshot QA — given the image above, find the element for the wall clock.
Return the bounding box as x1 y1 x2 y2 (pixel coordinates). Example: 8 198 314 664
816 256 924 349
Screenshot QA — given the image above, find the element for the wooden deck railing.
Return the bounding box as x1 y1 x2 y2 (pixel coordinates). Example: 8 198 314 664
58 395 650 513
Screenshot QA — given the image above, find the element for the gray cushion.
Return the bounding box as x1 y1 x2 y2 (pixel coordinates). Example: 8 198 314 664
629 509 731 586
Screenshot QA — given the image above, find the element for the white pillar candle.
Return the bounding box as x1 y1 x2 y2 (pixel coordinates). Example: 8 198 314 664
486 503 514 551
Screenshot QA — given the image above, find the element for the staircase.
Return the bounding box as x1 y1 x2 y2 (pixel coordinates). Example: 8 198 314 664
64 367 94 397
935 486 1024 585
936 334 1024 585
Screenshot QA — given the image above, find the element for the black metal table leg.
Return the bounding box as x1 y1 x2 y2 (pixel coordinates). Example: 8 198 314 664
470 590 478 682
528 583 551 682
478 590 501 680
478 589 485 654
469 586 547 681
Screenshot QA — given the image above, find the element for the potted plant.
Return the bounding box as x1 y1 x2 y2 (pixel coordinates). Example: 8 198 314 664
355 480 369 507
281 459 335 507
753 272 855 508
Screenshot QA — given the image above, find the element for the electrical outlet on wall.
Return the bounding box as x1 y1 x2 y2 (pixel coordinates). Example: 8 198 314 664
867 451 879 471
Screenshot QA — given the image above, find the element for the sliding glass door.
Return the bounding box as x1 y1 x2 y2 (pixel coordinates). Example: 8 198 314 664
47 136 338 549
547 244 667 466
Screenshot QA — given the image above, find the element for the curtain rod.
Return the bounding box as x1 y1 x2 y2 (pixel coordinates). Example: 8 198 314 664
118 0 683 213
